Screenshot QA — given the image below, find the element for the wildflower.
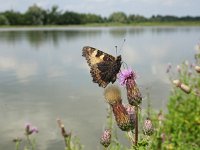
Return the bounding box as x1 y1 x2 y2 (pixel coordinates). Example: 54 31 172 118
143 118 154 136
57 119 71 138
118 69 142 106
124 104 136 130
173 80 191 94
195 65 200 73
104 85 131 131
25 123 39 135
166 63 172 73
30 127 39 133
100 129 111 148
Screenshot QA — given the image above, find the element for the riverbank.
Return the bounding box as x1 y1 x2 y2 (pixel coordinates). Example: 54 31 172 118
0 21 200 28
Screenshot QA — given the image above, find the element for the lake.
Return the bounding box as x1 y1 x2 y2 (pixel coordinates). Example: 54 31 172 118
0 26 199 150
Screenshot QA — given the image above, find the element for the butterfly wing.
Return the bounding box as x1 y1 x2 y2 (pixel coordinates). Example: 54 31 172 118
82 46 115 66
82 46 121 88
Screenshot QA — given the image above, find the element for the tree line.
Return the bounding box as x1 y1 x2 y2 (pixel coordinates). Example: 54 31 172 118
0 4 200 25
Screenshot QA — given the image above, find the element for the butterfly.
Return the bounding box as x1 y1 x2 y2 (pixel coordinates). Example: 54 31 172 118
82 46 122 88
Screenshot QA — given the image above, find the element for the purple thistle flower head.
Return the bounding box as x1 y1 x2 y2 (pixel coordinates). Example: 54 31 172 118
30 127 39 133
166 63 172 73
143 118 154 136
100 129 111 147
118 68 137 86
25 123 39 135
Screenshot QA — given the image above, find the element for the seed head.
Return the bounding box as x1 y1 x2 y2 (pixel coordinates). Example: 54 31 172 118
195 66 200 73
104 85 121 105
173 80 191 94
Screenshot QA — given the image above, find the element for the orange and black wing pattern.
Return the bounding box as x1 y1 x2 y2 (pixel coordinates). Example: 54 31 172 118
82 46 122 88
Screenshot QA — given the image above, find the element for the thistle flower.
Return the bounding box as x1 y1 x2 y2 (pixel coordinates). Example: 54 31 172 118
143 118 154 136
100 129 111 148
25 123 39 135
166 63 172 73
124 104 136 130
118 69 142 106
118 68 136 86
173 80 191 94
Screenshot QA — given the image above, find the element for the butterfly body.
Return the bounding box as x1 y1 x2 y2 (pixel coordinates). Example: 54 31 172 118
82 46 122 88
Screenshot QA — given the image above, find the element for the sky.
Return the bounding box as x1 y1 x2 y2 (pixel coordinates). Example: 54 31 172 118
0 0 199 17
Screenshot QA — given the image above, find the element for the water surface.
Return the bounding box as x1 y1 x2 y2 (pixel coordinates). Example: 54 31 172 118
0 26 199 150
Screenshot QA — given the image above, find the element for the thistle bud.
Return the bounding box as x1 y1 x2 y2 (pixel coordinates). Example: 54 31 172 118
100 129 111 148
143 118 154 136
25 123 38 135
118 69 142 106
195 66 200 73
13 137 22 143
166 63 172 73
124 104 136 130
126 79 142 106
112 103 131 131
173 80 191 94
57 119 71 138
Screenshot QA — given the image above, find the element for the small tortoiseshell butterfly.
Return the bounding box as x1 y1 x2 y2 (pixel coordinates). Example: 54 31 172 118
82 46 122 88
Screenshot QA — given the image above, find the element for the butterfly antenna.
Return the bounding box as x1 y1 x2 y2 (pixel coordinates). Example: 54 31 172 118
115 46 118 56
119 39 126 54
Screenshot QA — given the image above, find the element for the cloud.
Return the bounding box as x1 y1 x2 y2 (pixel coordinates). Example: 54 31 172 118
47 66 65 78
15 63 37 81
0 56 16 70
0 56 38 82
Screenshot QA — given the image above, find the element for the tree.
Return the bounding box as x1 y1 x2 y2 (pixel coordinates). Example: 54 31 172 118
24 4 45 25
81 13 103 24
109 12 128 23
0 14 9 25
45 5 61 25
128 14 147 23
3 10 24 25
58 11 82 25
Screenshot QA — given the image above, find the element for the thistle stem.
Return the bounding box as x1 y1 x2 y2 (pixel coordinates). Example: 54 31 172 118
135 106 138 146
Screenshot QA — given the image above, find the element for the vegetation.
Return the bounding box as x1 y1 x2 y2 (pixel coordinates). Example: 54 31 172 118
12 42 200 149
1 4 200 26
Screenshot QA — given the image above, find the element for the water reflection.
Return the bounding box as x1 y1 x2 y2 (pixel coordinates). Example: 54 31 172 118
0 29 102 48
0 26 199 150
